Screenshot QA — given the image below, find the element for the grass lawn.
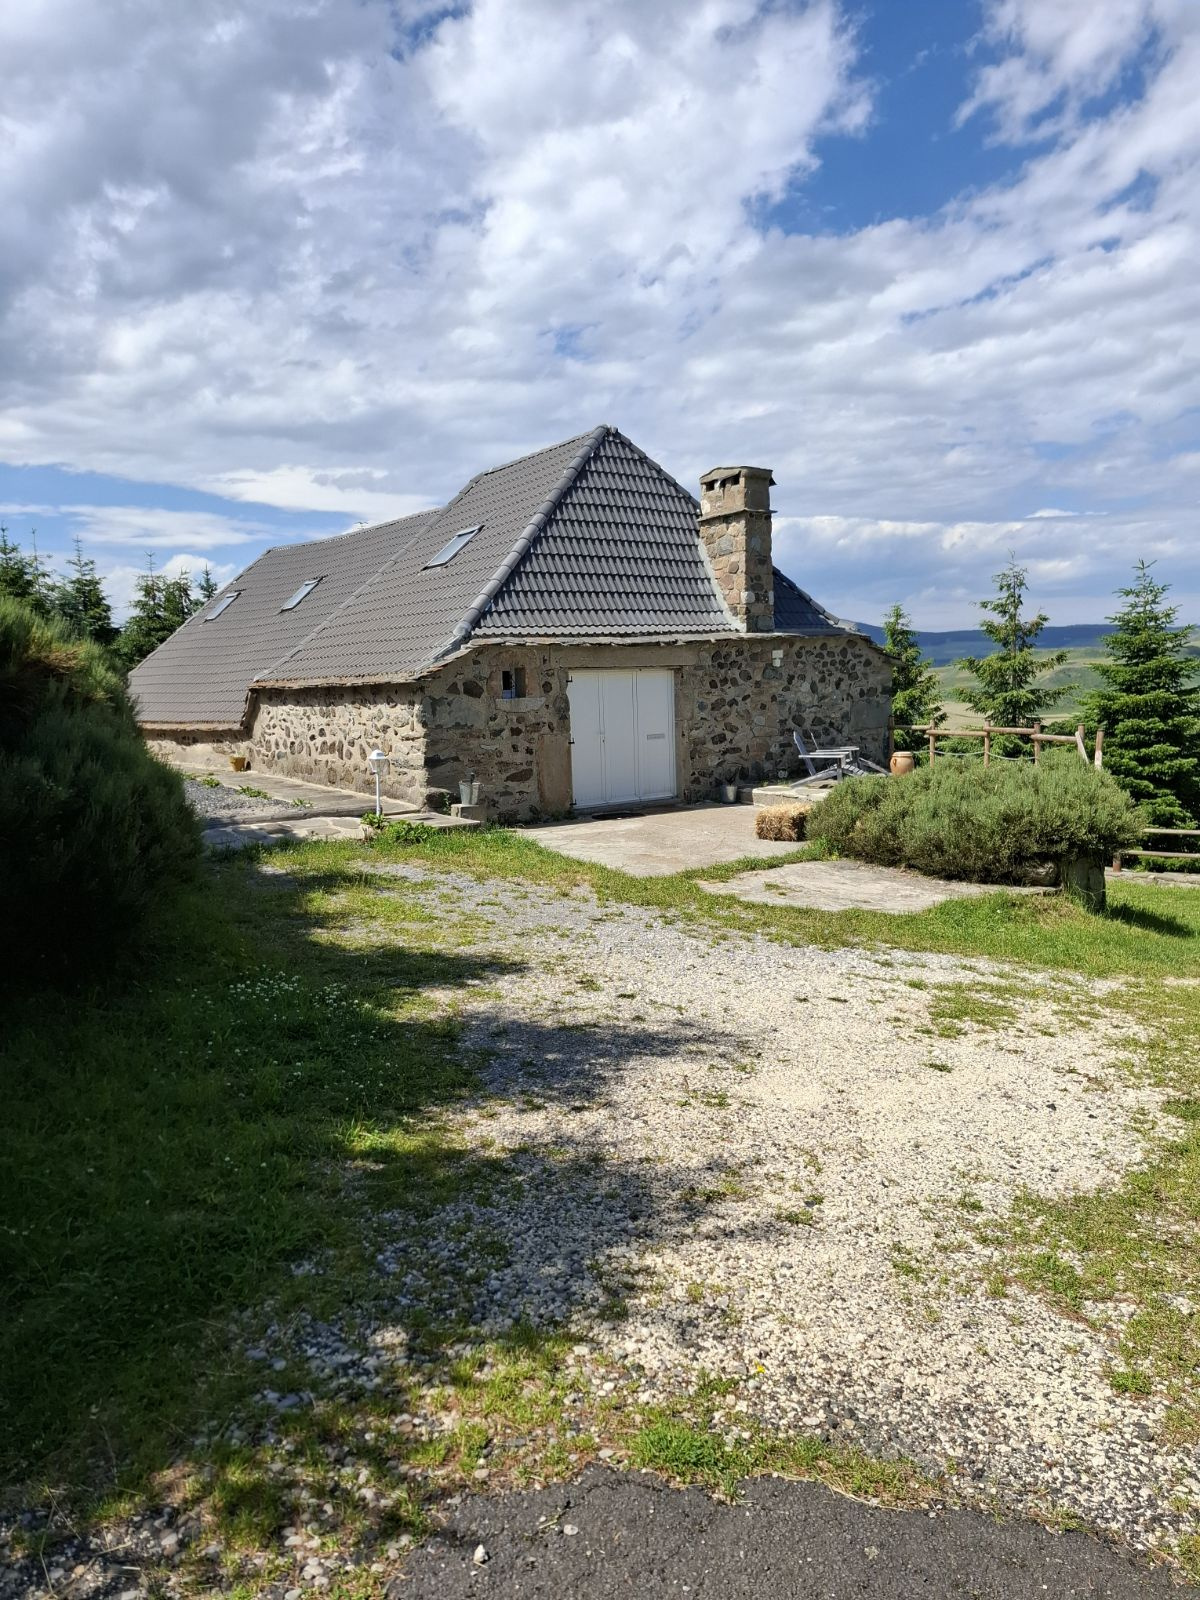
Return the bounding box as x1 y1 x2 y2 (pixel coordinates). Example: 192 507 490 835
3 827 1197 1584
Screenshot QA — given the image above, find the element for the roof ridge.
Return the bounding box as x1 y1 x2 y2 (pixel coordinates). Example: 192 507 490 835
435 424 612 659
418 428 601 541
323 508 442 543
474 427 600 482
252 508 441 686
598 426 701 511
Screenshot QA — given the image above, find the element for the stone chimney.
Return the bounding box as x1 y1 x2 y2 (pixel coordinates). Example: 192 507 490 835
698 464 776 633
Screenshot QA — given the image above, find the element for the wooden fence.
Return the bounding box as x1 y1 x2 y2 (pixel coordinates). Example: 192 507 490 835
889 720 1105 769
1111 827 1200 870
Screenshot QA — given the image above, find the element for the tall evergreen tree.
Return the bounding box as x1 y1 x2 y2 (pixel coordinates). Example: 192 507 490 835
197 565 219 603
119 561 201 668
1084 561 1200 826
117 558 168 668
959 558 1071 751
161 568 199 632
53 537 118 646
882 603 943 750
0 528 54 617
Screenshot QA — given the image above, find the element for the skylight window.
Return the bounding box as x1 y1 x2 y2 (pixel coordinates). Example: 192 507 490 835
204 591 240 621
280 578 323 611
425 525 481 568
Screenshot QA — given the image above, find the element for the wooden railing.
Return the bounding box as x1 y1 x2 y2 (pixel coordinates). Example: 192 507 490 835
1112 827 1200 869
889 720 1105 769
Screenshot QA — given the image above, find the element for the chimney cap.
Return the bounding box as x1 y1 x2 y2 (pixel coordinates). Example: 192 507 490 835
699 464 775 486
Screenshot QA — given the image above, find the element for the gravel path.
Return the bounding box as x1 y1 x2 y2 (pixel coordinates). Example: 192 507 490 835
346 864 1195 1561
184 776 288 819
6 861 1193 1599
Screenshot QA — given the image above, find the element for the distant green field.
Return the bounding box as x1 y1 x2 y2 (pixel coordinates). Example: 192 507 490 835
933 647 1107 727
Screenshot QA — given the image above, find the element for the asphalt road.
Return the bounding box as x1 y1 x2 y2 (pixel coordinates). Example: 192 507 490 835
395 1467 1184 1598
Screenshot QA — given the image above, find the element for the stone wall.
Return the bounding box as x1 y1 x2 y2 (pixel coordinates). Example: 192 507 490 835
422 632 891 819
677 632 891 792
248 684 427 802
144 632 890 820
422 646 573 817
246 648 573 813
144 731 249 766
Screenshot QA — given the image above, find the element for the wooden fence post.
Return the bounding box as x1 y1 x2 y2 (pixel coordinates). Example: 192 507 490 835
928 728 937 766
1094 727 1105 770
1032 720 1041 765
982 722 991 768
1075 723 1087 763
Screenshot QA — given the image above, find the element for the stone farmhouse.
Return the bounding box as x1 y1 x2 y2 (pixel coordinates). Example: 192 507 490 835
130 425 891 818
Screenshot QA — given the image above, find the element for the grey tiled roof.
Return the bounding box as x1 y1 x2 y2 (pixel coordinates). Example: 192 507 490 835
261 431 599 687
130 424 865 727
127 510 438 725
772 570 852 634
476 428 732 638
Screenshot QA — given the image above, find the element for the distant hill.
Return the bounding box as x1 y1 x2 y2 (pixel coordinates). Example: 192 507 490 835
853 621 1119 665
854 620 1199 728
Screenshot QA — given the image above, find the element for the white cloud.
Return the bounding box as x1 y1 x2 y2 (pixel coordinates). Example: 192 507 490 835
52 505 280 550
0 0 1198 624
207 467 435 521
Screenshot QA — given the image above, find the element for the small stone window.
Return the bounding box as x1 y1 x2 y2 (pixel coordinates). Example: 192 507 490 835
501 667 526 700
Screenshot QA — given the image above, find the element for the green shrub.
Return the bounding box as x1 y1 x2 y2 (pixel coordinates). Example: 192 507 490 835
0 599 200 982
805 754 1141 883
361 813 438 846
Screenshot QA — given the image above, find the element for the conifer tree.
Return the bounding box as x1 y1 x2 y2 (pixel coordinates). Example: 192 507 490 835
53 537 117 646
1084 561 1200 825
161 568 198 632
959 559 1070 752
0 528 54 617
117 557 168 668
882 603 943 750
119 561 202 668
197 565 219 603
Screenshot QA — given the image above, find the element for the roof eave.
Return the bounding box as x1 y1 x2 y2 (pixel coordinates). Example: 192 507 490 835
138 720 247 733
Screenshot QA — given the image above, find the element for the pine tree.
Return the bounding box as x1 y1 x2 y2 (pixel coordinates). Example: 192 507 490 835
53 537 117 646
117 558 169 668
882 603 943 750
197 565 219 603
0 528 54 617
118 560 204 668
161 568 198 632
959 558 1071 752
1083 561 1200 826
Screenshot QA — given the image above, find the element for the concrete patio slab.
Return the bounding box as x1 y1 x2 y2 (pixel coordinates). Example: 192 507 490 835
697 858 1043 914
520 804 801 876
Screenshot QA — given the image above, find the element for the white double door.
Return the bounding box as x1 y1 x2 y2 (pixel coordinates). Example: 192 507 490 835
567 668 676 809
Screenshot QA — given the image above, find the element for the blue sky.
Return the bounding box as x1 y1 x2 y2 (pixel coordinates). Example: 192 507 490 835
1 0 1197 626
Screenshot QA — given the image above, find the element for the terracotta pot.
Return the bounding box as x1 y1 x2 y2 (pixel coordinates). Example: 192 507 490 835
889 751 916 776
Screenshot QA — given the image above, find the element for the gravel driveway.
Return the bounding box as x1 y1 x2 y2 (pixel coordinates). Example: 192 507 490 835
334 863 1195 1564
